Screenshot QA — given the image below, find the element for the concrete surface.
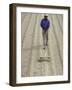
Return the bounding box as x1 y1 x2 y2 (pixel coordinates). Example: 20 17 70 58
21 13 63 77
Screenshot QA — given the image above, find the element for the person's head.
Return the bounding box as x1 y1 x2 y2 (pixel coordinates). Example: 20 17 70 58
44 15 48 19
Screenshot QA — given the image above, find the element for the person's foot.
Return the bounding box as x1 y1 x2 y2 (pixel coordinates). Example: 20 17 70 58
43 46 45 49
46 43 48 46
43 47 45 49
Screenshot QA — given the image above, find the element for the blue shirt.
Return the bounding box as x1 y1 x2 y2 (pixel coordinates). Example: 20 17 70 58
40 18 50 30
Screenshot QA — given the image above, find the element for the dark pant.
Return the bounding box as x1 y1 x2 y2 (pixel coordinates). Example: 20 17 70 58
42 30 48 47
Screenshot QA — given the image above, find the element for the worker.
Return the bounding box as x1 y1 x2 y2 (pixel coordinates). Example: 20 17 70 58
40 15 50 49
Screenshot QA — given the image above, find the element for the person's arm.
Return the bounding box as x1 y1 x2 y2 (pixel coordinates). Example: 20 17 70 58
47 20 50 29
40 19 43 28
